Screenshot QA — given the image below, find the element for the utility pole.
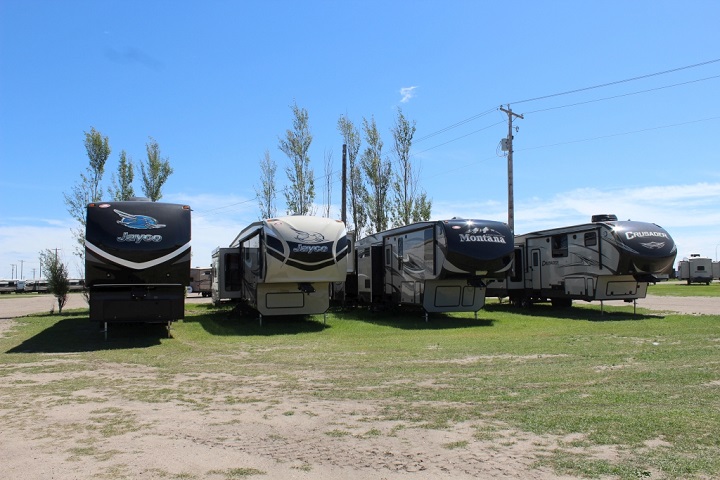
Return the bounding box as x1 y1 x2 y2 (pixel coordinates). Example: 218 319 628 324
500 105 523 233
341 144 347 225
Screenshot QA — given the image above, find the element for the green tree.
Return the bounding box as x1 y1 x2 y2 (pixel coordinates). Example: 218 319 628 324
107 150 135 201
63 127 111 257
39 249 70 313
337 115 367 238
390 108 432 226
140 137 173 201
360 116 391 234
255 149 277 219
321 148 333 218
279 102 315 215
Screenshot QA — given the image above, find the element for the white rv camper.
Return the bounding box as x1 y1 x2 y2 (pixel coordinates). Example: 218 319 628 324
487 215 677 307
212 216 350 317
678 254 713 285
352 218 514 314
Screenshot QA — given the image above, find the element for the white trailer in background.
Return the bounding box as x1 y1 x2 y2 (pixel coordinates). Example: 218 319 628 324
487 215 677 307
678 254 713 285
212 216 350 319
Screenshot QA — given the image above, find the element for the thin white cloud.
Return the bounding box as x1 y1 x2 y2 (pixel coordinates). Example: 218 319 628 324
399 86 418 103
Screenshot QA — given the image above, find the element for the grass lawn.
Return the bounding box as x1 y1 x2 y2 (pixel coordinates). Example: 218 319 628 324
648 280 720 297
1 300 719 479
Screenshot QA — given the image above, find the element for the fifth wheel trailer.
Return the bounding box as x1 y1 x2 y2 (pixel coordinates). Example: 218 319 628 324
84 199 191 325
487 215 677 307
678 254 713 285
350 218 514 314
212 216 350 317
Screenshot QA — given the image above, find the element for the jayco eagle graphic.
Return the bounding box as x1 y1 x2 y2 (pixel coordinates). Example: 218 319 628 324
114 209 166 243
289 226 325 243
114 210 166 229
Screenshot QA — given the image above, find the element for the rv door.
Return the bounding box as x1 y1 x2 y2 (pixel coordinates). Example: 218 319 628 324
384 243 394 296
531 249 541 290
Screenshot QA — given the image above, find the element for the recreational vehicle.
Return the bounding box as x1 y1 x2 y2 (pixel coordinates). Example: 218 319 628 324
24 279 49 293
351 218 514 314
713 261 720 281
84 199 191 326
212 216 350 317
678 254 713 285
487 215 677 307
0 279 25 293
189 267 212 296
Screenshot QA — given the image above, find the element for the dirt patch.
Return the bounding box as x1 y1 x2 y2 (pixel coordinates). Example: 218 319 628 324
0 359 601 479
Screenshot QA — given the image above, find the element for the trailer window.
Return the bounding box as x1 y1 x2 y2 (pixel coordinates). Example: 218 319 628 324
552 234 568 257
584 232 597 247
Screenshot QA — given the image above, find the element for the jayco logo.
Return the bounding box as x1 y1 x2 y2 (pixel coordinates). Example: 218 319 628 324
292 244 329 253
117 232 163 243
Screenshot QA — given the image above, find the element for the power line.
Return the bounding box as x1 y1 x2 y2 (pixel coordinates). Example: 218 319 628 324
516 115 720 153
415 108 496 143
412 59 720 150
524 74 720 115
507 57 720 106
413 120 505 156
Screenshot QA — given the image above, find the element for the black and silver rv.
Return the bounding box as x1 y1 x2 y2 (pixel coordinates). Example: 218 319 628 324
487 215 677 307
352 218 514 314
85 199 191 325
212 216 350 317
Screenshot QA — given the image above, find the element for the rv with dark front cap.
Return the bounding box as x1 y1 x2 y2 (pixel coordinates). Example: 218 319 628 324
350 218 514 315
487 214 677 307
84 198 191 330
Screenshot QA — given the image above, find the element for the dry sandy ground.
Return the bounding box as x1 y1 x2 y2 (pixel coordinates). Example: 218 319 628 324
0 294 717 479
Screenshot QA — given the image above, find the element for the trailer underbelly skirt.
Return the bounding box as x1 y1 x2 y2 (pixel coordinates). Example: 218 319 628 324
89 284 185 323
422 279 486 313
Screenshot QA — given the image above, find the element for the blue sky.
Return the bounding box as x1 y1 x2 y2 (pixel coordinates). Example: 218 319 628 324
1 0 719 279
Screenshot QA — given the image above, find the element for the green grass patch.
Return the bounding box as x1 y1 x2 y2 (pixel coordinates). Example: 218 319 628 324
1 300 719 479
648 280 720 297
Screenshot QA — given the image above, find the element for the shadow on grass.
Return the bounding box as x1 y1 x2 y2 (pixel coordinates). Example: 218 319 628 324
183 307 329 336
6 313 171 353
328 307 495 330
483 302 660 322
184 303 494 333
